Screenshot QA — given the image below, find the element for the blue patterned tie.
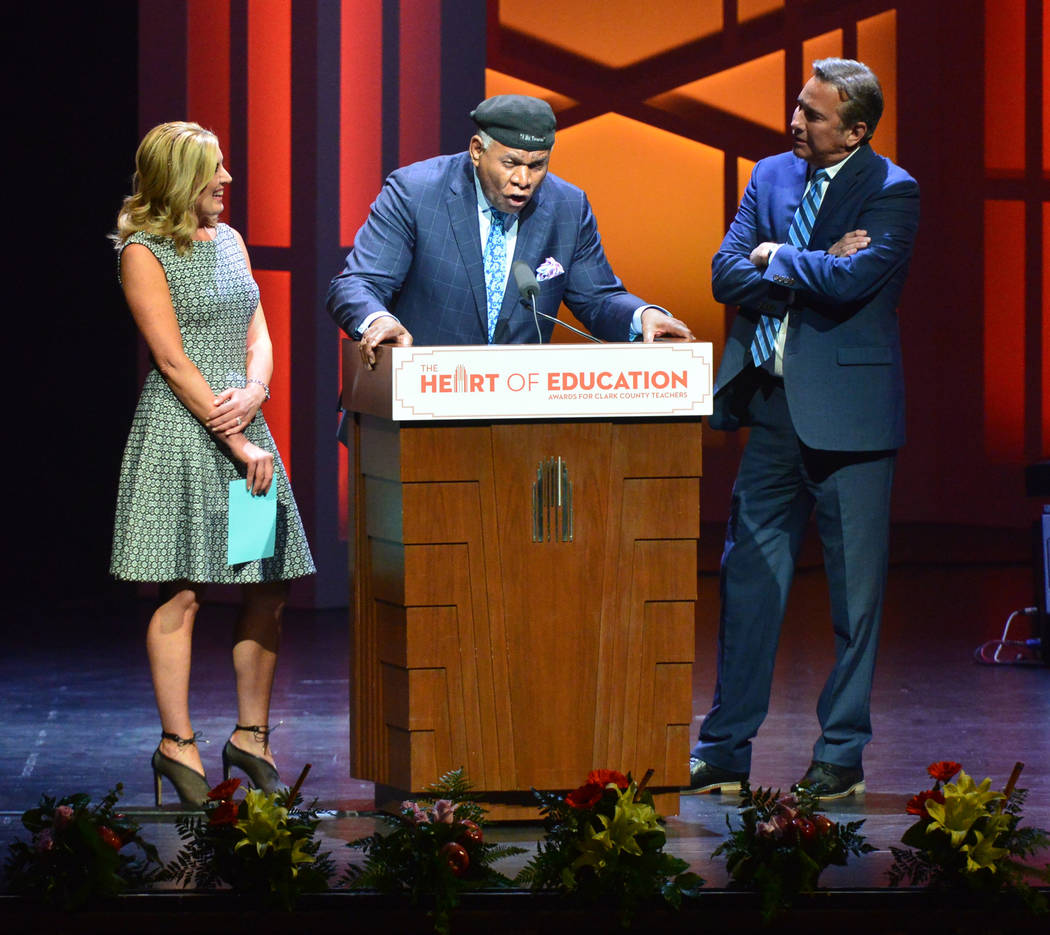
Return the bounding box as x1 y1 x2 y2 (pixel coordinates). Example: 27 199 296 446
750 168 830 367
483 208 508 342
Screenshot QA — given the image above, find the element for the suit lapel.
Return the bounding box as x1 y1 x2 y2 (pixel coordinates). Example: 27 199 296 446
509 190 552 274
502 188 553 319
776 158 809 241
809 145 877 243
446 157 489 334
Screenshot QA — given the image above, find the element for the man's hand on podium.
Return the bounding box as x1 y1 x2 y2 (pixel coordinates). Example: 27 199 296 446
359 315 413 368
641 307 695 343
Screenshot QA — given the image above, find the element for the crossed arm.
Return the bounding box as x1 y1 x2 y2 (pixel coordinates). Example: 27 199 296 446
712 166 920 313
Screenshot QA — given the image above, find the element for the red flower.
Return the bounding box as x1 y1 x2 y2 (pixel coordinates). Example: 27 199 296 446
566 782 605 810
208 777 242 801
906 788 945 816
587 769 629 790
926 761 962 783
97 826 123 851
208 800 240 826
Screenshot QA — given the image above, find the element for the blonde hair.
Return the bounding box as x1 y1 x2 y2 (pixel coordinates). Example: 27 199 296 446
111 121 222 255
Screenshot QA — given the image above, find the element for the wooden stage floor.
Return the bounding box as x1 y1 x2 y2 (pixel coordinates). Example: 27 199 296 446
3 525 1048 927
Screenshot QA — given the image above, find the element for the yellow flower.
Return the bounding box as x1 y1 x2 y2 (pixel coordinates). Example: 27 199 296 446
572 783 661 871
960 825 1009 872
923 770 1003 849
286 837 316 876
234 788 292 857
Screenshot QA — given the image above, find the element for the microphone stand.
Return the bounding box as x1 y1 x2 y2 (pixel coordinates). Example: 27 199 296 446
531 300 602 344
513 259 603 344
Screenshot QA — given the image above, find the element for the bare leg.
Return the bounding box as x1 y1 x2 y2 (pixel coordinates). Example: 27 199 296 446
229 580 288 767
148 581 208 776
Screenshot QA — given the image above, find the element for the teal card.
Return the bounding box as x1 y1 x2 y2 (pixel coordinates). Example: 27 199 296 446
227 481 277 565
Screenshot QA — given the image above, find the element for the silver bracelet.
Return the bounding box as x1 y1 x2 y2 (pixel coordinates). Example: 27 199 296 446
247 377 270 401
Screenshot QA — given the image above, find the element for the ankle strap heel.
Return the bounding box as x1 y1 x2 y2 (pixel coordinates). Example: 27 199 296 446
234 724 274 743
152 731 210 809
161 730 204 748
223 724 283 795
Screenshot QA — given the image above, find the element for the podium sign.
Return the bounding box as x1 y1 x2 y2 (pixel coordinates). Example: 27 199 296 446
346 342 713 421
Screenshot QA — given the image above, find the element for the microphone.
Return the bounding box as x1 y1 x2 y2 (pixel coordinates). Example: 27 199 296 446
512 260 540 301
511 260 543 343
511 260 602 344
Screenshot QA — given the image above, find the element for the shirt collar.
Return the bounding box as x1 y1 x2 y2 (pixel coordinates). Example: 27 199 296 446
818 145 861 182
473 171 518 228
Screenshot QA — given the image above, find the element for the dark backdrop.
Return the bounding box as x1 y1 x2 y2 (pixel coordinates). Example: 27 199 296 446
10 5 140 607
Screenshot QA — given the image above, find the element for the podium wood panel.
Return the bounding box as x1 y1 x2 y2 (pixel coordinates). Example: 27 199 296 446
348 413 700 816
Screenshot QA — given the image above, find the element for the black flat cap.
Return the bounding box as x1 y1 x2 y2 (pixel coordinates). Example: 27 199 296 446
470 95 556 150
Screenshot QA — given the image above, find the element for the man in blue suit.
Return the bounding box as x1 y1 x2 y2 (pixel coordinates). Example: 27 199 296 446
687 59 920 799
327 95 693 359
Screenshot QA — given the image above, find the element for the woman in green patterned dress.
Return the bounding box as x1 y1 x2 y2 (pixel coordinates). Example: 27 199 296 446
110 122 315 806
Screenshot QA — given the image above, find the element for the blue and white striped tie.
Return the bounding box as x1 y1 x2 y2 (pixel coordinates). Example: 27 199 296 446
750 168 830 367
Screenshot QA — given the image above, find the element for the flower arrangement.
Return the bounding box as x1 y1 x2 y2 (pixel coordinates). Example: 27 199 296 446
518 768 703 925
4 783 163 909
887 760 1050 912
165 765 334 909
714 782 873 920
346 768 524 935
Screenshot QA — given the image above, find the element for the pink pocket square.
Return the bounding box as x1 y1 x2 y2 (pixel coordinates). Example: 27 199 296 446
535 256 565 282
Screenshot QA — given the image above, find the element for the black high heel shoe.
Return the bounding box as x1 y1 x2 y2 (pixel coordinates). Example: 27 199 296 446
152 731 210 807
222 724 283 794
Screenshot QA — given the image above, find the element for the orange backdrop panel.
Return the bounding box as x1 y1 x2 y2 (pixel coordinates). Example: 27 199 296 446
856 9 897 162
738 0 784 21
802 30 843 84
665 52 785 133
548 114 724 349
498 0 723 67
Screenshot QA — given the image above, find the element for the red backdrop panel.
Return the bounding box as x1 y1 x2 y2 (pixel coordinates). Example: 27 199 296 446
983 0 1025 173
255 269 293 479
187 0 231 219
247 0 292 246
339 0 384 247
1043 203 1049 452
983 200 1026 461
399 0 441 165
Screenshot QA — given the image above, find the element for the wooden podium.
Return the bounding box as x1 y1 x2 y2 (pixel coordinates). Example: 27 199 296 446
342 341 712 817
